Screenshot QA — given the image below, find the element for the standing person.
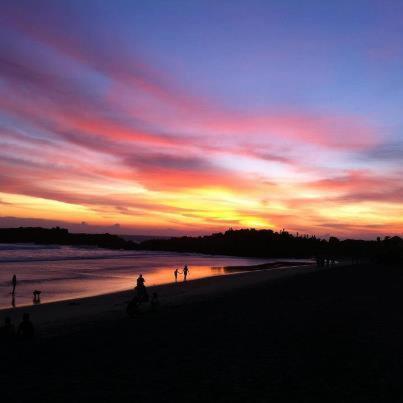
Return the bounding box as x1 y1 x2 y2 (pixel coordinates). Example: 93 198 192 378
11 274 17 295
183 265 189 281
174 269 179 282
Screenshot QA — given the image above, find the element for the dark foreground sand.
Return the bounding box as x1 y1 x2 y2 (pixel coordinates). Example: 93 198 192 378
1 262 403 402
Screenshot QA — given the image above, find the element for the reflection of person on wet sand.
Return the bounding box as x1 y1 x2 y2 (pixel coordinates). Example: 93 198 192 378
12 274 17 295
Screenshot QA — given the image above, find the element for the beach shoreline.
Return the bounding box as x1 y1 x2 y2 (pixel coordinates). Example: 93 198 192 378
0 261 316 337
0 244 313 309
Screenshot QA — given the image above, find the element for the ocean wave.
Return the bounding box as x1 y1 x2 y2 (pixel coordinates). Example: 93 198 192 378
0 250 200 263
0 243 61 251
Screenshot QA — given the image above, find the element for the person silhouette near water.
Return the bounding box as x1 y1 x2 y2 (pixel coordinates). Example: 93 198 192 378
174 269 180 282
183 265 189 281
135 274 148 302
18 313 34 340
12 274 17 295
137 274 145 288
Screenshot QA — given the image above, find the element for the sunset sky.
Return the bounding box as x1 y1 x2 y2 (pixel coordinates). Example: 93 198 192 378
0 0 402 238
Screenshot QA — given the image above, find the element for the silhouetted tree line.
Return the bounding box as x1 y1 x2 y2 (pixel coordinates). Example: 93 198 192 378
0 227 137 250
0 227 402 264
139 229 403 264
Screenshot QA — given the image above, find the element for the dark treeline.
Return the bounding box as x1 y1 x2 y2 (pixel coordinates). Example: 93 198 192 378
0 227 138 250
1 227 402 264
139 228 403 264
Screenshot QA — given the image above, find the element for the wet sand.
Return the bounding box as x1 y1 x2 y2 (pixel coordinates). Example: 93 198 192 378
0 261 314 337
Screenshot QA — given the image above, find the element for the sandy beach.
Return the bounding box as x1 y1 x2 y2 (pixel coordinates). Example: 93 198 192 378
2 261 403 402
1 261 315 337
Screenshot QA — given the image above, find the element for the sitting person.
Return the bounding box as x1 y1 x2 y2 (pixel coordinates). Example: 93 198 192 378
136 274 145 288
135 274 148 302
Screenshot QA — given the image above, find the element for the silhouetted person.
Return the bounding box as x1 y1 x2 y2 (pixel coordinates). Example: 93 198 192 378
127 295 139 317
137 274 145 288
135 274 148 302
12 274 17 295
11 294 16 308
18 313 34 340
0 317 15 342
174 269 179 282
150 292 160 311
183 265 189 281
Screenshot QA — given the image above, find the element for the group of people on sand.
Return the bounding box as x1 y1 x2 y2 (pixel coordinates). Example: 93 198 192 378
127 274 159 317
0 313 35 342
127 265 190 317
174 265 189 282
8 266 191 325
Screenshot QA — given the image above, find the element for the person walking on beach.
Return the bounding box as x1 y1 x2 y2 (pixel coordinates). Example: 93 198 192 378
183 265 189 281
174 268 180 282
11 274 17 295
